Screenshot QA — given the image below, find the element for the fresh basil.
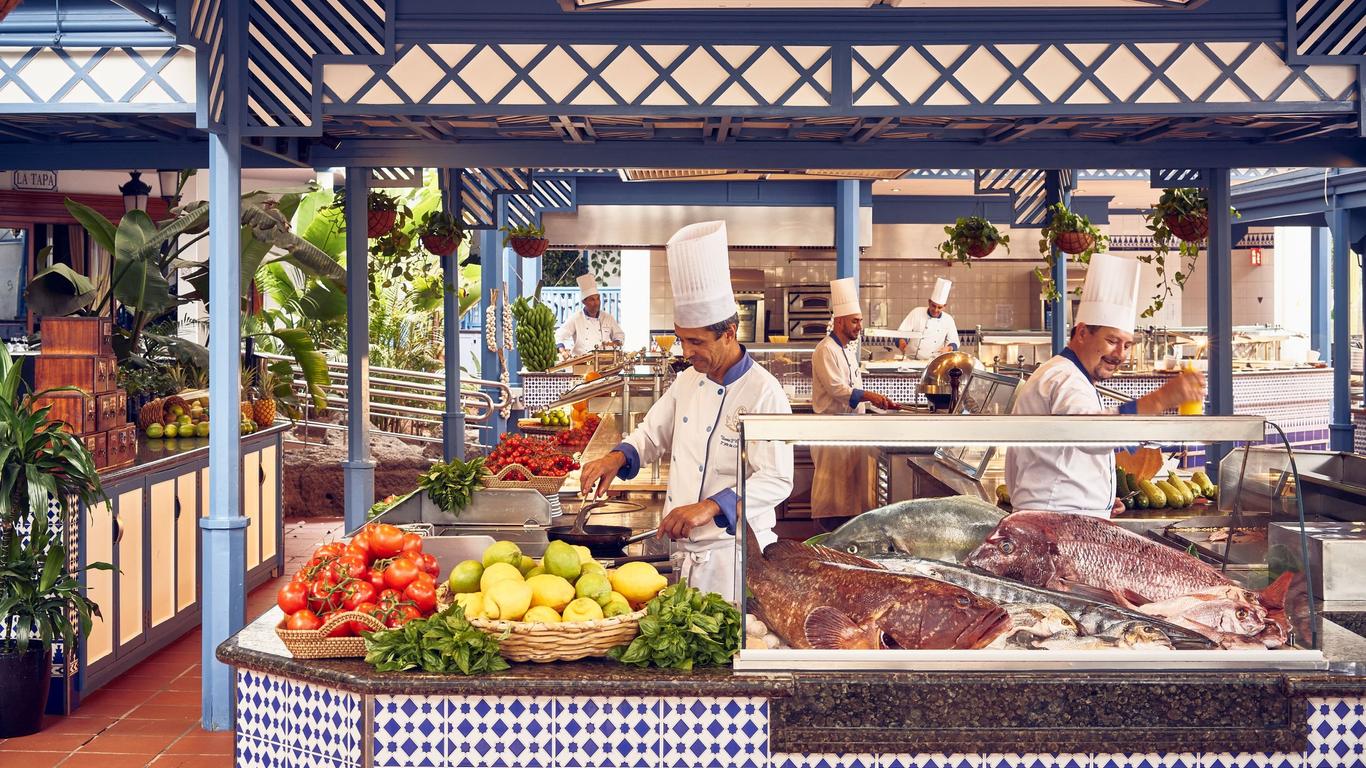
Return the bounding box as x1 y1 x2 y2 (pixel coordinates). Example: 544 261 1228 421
363 605 509 675
608 583 742 671
417 456 485 515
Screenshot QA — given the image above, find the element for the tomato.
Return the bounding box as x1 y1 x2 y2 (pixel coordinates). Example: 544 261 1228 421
404 578 438 614
377 588 404 611
315 542 346 560
416 553 441 578
350 601 380 635
383 557 420 591
386 604 423 628
401 532 424 558
369 524 405 558
286 609 322 631
277 582 308 614
346 530 373 562
338 552 369 580
324 613 355 637
342 580 377 611
368 567 387 592
309 579 342 614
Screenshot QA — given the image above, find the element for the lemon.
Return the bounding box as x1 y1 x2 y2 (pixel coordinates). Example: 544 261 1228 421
454 591 486 619
610 562 668 606
164 423 179 438
448 560 484 594
482 541 522 569
602 594 633 618
580 561 607 578
485 579 533 621
146 423 164 439
518 555 538 576
479 562 524 592
574 571 611 603
573 545 595 565
523 606 562 624
562 597 605 623
195 422 210 437
542 540 582 582
526 574 576 611
525 566 546 579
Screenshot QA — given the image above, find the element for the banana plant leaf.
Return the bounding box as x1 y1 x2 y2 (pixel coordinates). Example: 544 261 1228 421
26 261 97 317
261 328 328 408
112 210 174 314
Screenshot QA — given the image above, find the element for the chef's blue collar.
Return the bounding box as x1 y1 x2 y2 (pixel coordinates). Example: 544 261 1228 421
582 307 599 319
1061 347 1093 382
717 346 754 386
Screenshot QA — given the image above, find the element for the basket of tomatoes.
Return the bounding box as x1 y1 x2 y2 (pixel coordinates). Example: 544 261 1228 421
274 523 444 658
482 434 580 495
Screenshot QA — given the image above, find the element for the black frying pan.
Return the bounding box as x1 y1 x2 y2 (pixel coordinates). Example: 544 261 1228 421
545 524 657 557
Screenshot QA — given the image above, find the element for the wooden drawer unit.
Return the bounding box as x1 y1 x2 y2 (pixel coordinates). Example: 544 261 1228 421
36 354 117 395
96 390 127 432
41 316 114 356
34 392 98 434
82 431 108 469
105 424 137 469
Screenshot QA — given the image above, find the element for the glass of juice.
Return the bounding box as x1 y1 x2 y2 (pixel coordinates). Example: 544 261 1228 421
1177 361 1203 415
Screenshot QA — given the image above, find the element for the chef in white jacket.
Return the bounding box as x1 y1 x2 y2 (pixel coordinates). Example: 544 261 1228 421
809 277 896 528
1005 253 1204 517
897 277 960 360
556 273 625 357
577 221 794 599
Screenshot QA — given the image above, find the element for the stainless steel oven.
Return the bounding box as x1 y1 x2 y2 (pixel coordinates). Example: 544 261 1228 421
735 292 765 343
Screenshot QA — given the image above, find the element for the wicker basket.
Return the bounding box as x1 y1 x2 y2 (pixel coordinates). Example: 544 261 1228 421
438 586 643 663
1164 212 1209 243
275 611 386 659
509 236 549 259
1054 231 1095 255
481 463 568 496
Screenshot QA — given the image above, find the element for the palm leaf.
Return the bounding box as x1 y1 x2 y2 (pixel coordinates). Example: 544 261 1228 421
257 328 330 408
63 199 118 253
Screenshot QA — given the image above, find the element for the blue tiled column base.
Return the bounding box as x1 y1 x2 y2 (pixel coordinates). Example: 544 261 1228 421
233 672 1364 768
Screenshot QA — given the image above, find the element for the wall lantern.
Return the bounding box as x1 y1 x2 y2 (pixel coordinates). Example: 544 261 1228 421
157 169 181 206
1250 248 1263 267
119 170 152 213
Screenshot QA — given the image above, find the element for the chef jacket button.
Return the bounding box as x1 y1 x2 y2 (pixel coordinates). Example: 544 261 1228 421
698 465 704 472
682 416 688 423
705 426 712 433
698 381 704 387
716 388 723 395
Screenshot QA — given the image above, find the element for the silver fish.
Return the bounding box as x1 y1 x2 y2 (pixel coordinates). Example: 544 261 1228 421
821 495 1006 563
870 554 1217 649
987 603 1081 649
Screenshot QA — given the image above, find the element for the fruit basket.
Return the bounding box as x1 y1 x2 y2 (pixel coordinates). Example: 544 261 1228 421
275 611 387 659
436 585 644 663
481 463 569 496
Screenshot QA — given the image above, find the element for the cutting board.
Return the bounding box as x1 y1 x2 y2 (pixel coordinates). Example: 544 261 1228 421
1114 447 1164 481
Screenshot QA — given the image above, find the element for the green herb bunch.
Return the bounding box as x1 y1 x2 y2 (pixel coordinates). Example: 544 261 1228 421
417 456 485 515
608 583 742 671
363 604 509 675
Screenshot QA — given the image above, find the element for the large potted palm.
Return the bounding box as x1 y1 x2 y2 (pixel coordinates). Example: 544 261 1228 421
0 347 109 737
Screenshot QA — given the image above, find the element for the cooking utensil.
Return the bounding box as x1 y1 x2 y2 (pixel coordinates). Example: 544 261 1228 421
547 523 658 557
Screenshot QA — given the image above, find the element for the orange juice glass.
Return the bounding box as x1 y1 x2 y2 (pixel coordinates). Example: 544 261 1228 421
1177 361 1204 415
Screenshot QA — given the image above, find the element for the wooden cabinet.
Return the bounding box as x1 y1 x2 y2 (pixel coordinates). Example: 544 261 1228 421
177 472 200 615
84 499 115 668
148 475 178 631
114 486 145 654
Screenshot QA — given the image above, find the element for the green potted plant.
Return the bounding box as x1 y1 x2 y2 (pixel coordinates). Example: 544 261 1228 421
937 216 1010 262
366 190 402 238
1036 202 1110 301
1138 188 1240 318
0 347 109 737
418 210 465 256
500 221 548 259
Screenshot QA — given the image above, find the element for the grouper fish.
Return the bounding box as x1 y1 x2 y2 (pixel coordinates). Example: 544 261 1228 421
745 528 1010 651
820 495 1006 563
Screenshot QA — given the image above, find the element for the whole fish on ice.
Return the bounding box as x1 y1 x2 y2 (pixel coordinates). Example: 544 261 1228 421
820 495 1006 563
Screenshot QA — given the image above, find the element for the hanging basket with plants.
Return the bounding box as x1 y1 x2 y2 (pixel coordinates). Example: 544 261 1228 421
1036 202 1110 302
418 210 466 256
501 222 549 259
366 190 401 238
1138 187 1239 318
937 216 1010 263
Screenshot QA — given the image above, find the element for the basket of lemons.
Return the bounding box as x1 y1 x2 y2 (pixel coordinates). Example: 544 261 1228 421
439 540 668 663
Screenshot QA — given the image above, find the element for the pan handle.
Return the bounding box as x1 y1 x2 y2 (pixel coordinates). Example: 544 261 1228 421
612 552 672 565
625 528 658 544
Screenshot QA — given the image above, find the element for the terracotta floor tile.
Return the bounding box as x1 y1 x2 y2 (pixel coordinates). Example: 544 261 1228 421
148 755 234 768
0 750 67 767
36 714 117 736
78 730 181 754
75 689 158 718
59 752 163 768
142 690 202 708
123 704 203 723
162 730 235 755
0 731 95 752
165 677 202 693
101 719 196 739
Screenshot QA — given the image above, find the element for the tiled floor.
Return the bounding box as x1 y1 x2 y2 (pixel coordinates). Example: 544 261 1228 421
0 516 348 768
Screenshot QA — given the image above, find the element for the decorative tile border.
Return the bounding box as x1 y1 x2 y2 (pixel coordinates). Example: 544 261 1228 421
236 670 361 767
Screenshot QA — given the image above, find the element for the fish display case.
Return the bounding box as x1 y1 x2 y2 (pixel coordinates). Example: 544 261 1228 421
735 414 1326 672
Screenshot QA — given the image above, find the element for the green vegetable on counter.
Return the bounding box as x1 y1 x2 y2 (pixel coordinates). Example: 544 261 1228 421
418 456 485 515
608 582 742 671
363 605 510 676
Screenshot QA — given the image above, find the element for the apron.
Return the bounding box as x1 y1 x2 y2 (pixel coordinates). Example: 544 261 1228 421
810 334 878 518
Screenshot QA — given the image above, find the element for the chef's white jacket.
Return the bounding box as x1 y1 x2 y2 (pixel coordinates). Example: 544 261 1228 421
898 306 960 360
614 352 793 600
1004 349 1137 518
556 309 625 357
811 333 866 416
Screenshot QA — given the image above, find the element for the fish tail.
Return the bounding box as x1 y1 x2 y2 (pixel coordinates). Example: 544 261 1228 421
1259 571 1297 610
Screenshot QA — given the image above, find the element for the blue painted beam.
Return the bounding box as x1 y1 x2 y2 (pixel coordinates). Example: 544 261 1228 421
1330 207 1353 451
1206 167 1234 472
834 180 859 281
871 195 1112 226
573 177 874 207
1311 226 1331 366
343 168 375 532
439 169 465 461
200 129 246 732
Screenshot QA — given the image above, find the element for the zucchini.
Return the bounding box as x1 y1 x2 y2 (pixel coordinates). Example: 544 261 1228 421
1138 479 1167 508
1116 468 1131 497
1156 479 1185 508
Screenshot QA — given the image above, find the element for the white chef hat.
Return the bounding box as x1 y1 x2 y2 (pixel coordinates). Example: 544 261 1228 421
576 273 600 299
666 221 737 328
1075 252 1141 335
931 277 952 305
830 277 861 317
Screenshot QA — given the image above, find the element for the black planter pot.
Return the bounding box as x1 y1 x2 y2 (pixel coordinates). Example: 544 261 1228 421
0 645 53 737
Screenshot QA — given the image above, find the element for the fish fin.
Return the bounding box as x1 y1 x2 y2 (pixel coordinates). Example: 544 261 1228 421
1109 588 1151 610
764 539 821 562
803 606 881 650
808 544 886 570
1259 571 1297 610
742 516 764 562
1057 579 1148 607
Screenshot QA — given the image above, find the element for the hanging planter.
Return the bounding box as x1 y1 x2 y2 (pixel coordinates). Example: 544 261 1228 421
1138 188 1240 318
0 1 19 25
1036 202 1109 302
501 222 549 259
366 191 401 238
936 216 1010 264
418 210 466 256
1164 212 1209 243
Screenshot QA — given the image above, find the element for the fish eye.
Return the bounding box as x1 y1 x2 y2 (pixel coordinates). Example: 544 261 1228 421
1236 609 1248 619
886 544 896 553
847 545 858 554
1000 540 1015 555
955 596 972 608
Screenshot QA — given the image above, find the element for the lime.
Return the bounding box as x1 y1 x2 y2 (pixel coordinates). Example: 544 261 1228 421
482 541 522 569
146 423 165 439
517 555 538 576
195 422 210 437
574 571 611 603
542 540 582 582
447 560 484 594
164 423 179 438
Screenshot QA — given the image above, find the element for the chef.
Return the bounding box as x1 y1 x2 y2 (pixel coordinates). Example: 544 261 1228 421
809 277 897 528
577 221 794 599
897 277 960 360
556 272 625 357
1005 252 1204 518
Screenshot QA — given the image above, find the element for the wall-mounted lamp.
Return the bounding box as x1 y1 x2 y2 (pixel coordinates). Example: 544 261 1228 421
1249 248 1263 267
119 170 151 213
157 169 181 206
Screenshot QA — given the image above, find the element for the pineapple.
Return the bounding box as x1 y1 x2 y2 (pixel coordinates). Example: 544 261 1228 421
253 367 279 426
240 367 257 422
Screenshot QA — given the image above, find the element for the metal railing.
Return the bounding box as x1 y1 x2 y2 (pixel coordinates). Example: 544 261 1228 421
257 351 512 446
461 287 622 330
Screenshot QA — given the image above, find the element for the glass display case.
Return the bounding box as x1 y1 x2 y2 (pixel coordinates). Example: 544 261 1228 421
747 343 817 400
736 414 1325 671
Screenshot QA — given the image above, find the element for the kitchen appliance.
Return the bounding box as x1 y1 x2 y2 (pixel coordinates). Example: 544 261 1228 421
367 488 553 557
735 291 765 343
783 286 832 341
918 351 980 412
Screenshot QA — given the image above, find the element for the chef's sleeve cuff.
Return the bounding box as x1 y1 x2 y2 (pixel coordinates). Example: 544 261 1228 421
849 388 864 409
709 488 739 535
1118 401 1138 415
614 443 642 479
949 343 959 350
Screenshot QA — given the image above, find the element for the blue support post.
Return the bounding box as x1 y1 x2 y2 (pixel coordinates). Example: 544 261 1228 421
440 170 465 461
479 225 507 439
1311 226 1331 366
1206 168 1234 471
1331 207 1354 451
343 168 375 532
500 196 522 386
200 129 246 731
834 179 859 280
1045 171 1070 354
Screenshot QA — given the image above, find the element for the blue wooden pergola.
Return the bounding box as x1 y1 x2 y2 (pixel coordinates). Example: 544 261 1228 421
0 0 1364 730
